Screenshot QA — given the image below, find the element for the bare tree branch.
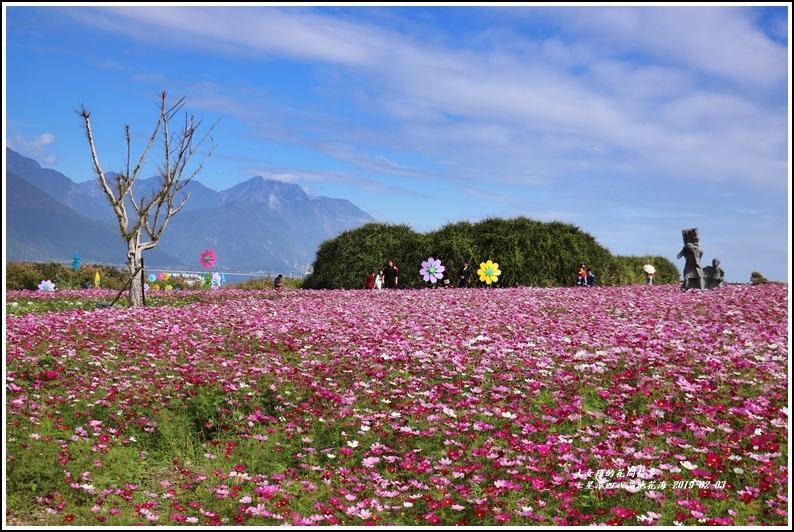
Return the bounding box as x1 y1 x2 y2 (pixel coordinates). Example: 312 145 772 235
77 92 220 305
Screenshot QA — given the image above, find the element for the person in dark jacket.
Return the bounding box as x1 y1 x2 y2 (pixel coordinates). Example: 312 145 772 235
458 262 472 288
383 260 399 289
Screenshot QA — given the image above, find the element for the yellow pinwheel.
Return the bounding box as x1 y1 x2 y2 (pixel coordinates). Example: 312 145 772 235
477 260 501 285
94 271 101 288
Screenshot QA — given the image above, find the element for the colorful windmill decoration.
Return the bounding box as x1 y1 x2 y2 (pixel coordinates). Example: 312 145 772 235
419 257 446 284
38 280 56 292
211 272 222 290
69 251 81 289
200 249 217 269
94 271 101 288
477 260 501 286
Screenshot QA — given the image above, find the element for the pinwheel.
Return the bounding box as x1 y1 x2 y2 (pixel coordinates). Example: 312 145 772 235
211 272 222 290
200 249 217 269
38 280 56 292
94 271 101 288
477 260 501 285
148 273 157 283
70 251 81 288
420 257 445 284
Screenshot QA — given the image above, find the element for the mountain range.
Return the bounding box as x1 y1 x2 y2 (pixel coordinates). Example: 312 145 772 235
5 147 375 275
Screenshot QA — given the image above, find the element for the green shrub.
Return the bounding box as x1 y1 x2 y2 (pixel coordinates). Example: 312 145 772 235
750 271 768 285
303 218 681 288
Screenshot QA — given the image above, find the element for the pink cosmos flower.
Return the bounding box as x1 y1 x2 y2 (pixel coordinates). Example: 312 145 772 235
362 456 381 468
200 249 216 268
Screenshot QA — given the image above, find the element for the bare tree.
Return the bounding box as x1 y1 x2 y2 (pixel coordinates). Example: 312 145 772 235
79 91 219 306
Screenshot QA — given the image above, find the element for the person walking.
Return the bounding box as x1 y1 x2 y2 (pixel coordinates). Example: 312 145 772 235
586 269 596 287
383 260 399 289
375 271 384 290
458 261 472 288
365 272 375 289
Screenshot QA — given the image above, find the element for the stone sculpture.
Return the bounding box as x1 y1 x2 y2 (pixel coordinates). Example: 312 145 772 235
677 228 704 290
676 228 725 290
703 258 726 289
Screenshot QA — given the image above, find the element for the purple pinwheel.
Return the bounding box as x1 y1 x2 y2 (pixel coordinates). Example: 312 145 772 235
37 280 56 292
420 257 445 284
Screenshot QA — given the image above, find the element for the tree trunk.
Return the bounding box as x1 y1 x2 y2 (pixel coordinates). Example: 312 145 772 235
79 93 218 306
127 240 143 307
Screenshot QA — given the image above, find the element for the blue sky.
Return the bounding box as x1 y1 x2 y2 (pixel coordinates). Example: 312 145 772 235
4 4 791 283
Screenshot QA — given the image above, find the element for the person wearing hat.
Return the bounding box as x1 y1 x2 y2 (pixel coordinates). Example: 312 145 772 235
644 264 656 285
577 262 587 286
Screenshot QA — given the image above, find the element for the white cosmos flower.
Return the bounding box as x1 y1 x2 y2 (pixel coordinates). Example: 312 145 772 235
346 440 359 448
680 461 698 470
501 411 517 419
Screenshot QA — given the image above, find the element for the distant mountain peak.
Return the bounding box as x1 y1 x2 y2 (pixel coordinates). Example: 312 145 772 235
5 147 375 274
219 175 308 207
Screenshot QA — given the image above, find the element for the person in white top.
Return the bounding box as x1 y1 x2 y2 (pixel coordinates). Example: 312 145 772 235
375 271 384 290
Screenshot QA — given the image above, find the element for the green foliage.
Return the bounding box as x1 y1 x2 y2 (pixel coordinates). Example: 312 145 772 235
303 223 427 289
233 277 273 290
750 271 768 285
303 217 679 288
6 262 215 292
611 255 680 285
425 220 478 280
4 262 188 291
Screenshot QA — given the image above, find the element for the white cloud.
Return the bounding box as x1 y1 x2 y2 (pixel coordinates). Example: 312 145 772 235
6 133 56 158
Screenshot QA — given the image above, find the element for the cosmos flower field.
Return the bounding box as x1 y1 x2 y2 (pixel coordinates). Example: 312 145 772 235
5 284 789 526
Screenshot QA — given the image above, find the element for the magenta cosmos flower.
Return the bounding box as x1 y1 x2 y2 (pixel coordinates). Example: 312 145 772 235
420 257 445 283
200 249 217 268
